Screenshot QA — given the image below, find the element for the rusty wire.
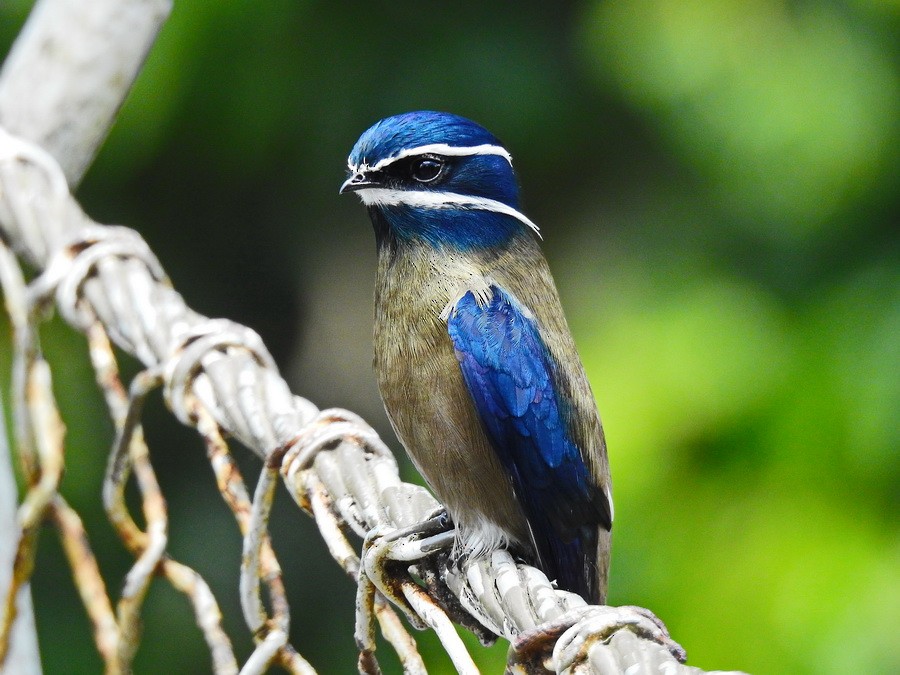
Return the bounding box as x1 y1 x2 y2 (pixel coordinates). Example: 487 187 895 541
0 121 735 674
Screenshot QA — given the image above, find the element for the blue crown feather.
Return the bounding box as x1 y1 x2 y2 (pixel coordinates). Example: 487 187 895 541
348 111 505 169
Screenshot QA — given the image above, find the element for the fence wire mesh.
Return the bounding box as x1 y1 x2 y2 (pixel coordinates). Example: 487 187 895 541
0 125 739 675
0 3 743 673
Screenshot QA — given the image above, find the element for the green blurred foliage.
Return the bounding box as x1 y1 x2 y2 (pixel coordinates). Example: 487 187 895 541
1 1 897 673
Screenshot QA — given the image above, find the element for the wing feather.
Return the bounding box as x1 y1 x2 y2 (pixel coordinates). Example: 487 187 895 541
446 284 610 601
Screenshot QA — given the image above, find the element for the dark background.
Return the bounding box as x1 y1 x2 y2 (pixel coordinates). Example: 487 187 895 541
1 1 898 673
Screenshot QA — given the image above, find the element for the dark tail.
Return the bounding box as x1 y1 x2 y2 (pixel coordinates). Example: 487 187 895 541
545 524 608 605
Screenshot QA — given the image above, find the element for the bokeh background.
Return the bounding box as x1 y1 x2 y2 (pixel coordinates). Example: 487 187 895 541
1 1 898 673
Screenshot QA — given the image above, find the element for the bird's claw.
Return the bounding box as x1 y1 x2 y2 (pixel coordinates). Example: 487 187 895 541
359 511 456 630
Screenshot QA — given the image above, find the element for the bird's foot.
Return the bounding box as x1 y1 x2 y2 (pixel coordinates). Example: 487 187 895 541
356 510 487 673
359 509 456 629
509 604 687 672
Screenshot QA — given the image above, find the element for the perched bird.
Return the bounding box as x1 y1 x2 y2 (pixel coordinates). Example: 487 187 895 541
340 111 613 604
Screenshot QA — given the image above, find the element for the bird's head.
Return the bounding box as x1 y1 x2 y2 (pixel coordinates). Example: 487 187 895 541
341 111 539 250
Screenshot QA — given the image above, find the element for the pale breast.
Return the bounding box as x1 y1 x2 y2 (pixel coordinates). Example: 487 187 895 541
372 246 532 550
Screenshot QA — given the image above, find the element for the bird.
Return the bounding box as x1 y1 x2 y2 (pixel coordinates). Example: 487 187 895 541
340 111 613 604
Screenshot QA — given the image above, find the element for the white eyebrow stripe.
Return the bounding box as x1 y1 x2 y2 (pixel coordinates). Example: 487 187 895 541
348 143 513 174
355 188 540 237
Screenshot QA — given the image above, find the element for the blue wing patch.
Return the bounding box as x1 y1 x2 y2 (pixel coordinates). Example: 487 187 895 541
446 285 609 601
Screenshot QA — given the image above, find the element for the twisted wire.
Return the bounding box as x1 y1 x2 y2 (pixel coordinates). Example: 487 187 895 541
0 124 727 673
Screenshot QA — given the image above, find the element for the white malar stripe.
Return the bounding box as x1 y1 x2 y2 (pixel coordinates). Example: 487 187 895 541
348 143 513 173
356 188 541 236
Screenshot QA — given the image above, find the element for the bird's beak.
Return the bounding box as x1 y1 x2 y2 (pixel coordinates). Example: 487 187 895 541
339 171 380 194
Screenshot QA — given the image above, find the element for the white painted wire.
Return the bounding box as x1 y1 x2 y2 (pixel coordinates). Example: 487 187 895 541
0 123 725 674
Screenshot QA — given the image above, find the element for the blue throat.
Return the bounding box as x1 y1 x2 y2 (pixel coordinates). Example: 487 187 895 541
370 205 528 252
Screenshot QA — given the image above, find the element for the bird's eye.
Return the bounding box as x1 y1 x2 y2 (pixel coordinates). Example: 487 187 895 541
410 156 444 183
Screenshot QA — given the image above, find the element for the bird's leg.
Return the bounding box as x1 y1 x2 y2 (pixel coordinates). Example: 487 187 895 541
358 510 485 673
360 509 455 629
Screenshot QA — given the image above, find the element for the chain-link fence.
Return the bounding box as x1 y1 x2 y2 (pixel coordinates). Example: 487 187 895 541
0 2 744 673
